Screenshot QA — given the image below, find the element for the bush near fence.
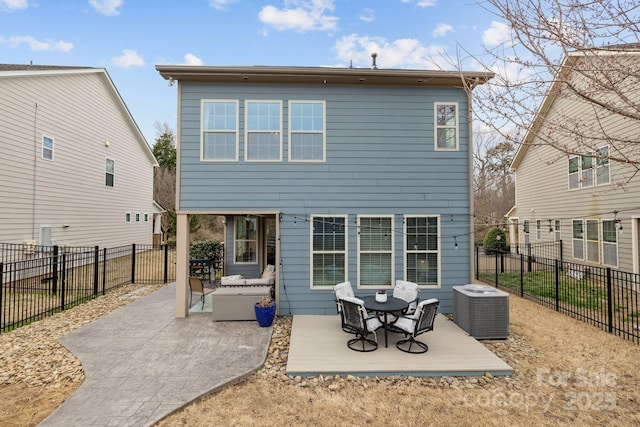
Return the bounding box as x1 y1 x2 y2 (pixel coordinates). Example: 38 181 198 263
476 241 640 345
0 243 176 333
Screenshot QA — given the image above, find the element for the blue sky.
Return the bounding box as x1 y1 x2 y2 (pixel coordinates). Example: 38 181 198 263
1 0 508 145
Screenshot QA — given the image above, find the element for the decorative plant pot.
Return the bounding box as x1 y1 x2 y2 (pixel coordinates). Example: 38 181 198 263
375 291 387 303
254 302 276 327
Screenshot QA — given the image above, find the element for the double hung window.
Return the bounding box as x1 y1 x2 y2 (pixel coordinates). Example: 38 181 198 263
311 216 347 287
586 220 599 262
568 146 610 189
245 101 282 161
358 216 393 287
42 136 54 160
602 220 618 267
404 216 439 287
202 100 238 161
105 158 115 187
435 103 458 150
289 101 325 162
572 220 584 260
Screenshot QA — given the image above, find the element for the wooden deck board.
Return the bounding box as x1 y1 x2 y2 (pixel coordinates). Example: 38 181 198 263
286 314 513 377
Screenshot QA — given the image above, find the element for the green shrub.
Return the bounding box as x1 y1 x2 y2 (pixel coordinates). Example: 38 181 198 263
483 227 508 254
190 240 224 260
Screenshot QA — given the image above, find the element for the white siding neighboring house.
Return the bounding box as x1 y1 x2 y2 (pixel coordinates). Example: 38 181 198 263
0 64 161 248
507 45 640 274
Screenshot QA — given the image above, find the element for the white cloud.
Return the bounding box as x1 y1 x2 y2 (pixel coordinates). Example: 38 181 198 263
333 34 450 70
182 53 203 66
0 0 28 11
89 0 123 16
209 0 238 10
359 8 374 23
6 35 73 52
400 0 436 5
111 49 145 68
483 21 511 46
433 23 452 38
259 0 338 32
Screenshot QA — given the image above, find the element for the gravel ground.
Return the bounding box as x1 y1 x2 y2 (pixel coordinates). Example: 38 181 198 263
0 283 167 389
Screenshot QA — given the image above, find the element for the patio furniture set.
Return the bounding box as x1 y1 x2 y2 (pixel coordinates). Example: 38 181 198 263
334 281 439 354
188 264 277 321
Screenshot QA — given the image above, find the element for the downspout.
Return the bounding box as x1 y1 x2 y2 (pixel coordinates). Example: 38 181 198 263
32 102 39 242
466 80 475 283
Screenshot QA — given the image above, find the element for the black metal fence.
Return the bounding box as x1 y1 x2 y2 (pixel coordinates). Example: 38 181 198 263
476 241 640 344
0 243 176 333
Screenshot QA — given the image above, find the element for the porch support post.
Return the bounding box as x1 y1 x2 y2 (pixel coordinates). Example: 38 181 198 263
175 213 190 318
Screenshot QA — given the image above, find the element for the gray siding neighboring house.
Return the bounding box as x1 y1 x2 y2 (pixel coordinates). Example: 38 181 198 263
0 64 161 249
157 65 492 317
507 46 640 274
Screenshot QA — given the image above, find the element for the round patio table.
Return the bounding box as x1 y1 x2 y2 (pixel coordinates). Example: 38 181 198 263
361 295 409 348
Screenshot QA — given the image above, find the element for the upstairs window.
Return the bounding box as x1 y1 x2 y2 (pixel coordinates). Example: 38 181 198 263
596 146 610 185
202 100 238 161
435 103 458 150
105 158 115 187
311 216 347 287
245 100 282 161
42 136 54 160
289 101 325 162
568 146 610 190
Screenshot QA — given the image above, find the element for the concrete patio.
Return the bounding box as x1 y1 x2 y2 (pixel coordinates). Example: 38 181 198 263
286 314 513 377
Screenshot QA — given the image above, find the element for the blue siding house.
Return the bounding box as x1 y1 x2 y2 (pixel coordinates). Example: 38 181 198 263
156 65 492 317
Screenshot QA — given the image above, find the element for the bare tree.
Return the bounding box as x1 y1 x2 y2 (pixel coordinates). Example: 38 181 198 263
465 0 640 177
473 131 515 240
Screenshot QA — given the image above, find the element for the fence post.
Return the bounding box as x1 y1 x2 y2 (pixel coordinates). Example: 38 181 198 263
527 243 532 272
496 252 499 288
131 243 136 285
102 248 107 295
606 267 613 334
519 253 524 297
93 246 99 296
52 245 59 295
555 259 560 312
61 253 67 310
164 244 169 284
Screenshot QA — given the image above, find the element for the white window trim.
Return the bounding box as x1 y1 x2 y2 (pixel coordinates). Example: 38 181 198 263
601 219 619 268
105 157 115 187
554 219 561 242
434 102 459 151
288 100 326 163
356 214 394 289
403 214 441 288
42 135 54 160
572 219 584 261
201 99 239 162
585 219 600 263
234 216 258 264
568 145 610 190
244 100 283 162
309 214 348 289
